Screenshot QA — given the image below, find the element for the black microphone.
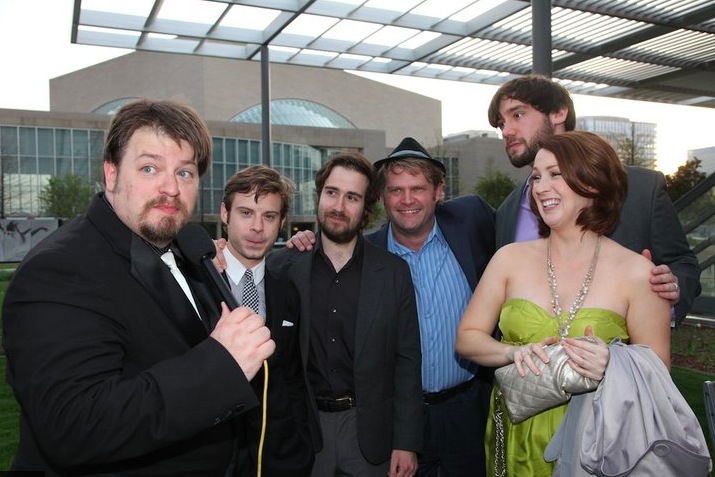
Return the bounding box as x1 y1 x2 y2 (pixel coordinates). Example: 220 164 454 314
175 223 239 310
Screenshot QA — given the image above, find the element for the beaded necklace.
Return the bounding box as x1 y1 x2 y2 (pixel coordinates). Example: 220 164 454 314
547 234 602 339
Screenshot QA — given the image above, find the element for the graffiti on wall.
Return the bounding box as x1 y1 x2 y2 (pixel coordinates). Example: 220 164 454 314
0 219 59 262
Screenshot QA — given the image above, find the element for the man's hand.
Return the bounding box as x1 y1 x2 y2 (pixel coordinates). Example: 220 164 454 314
212 238 228 272
641 249 679 305
285 230 316 252
211 303 275 380
389 449 417 477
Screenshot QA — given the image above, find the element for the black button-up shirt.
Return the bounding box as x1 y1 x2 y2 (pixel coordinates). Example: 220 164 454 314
307 235 364 399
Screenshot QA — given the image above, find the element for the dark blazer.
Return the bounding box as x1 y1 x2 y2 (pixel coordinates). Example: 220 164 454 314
268 237 423 465
496 166 701 323
2 194 258 476
366 195 497 292
236 267 314 477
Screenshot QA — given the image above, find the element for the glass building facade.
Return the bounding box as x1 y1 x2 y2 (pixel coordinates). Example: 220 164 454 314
576 116 657 169
1 126 105 217
1 124 342 220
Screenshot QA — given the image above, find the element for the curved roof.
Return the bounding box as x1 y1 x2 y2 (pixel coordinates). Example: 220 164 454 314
72 0 715 109
231 99 355 128
93 97 139 115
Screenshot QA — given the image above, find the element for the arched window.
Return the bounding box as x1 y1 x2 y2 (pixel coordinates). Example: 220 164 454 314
231 99 355 129
93 98 139 115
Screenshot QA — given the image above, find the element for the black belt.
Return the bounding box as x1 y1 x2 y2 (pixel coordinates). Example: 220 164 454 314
422 377 475 405
316 395 356 412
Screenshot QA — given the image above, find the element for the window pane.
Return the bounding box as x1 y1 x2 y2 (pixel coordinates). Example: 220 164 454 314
38 128 54 156
238 140 248 167
57 157 72 175
89 130 104 158
56 129 72 157
212 163 223 188
213 190 223 213
3 155 18 173
20 156 37 174
213 138 224 163
1 126 18 155
74 157 90 180
272 143 282 167
225 139 237 165
73 130 89 158
19 127 36 155
38 157 54 175
250 141 260 165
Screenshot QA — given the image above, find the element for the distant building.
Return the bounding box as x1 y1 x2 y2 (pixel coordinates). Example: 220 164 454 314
577 116 657 169
1 52 520 248
688 146 715 176
437 130 524 195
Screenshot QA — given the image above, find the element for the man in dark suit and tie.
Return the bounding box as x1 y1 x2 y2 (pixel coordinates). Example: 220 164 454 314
270 152 423 477
488 74 700 324
2 99 274 476
220 165 313 476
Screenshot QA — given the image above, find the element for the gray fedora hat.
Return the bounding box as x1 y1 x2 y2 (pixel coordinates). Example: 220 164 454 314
373 137 446 174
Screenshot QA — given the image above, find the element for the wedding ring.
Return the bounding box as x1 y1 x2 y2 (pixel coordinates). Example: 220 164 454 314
673 282 679 292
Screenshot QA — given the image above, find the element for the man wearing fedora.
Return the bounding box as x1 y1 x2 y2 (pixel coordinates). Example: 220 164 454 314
289 138 495 477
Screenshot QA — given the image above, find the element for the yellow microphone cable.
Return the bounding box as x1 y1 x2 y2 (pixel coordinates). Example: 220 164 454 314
256 360 269 477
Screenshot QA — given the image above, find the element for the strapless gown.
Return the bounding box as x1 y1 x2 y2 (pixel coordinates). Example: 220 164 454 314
486 298 628 477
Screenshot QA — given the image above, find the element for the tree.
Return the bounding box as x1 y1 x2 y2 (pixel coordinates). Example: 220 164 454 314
367 201 386 230
38 174 94 219
474 158 517 208
665 157 706 203
616 137 648 167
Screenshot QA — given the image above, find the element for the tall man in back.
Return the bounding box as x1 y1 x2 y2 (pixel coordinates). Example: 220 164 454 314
489 74 700 324
2 99 274 475
271 152 423 477
220 165 314 476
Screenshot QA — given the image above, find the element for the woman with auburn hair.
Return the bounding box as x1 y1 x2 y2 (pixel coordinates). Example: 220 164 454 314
456 131 670 476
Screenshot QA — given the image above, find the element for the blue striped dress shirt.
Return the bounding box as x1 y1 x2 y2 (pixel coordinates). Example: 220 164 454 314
387 221 476 392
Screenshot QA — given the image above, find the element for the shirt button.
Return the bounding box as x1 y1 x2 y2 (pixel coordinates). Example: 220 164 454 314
331 338 336 343
332 308 337 313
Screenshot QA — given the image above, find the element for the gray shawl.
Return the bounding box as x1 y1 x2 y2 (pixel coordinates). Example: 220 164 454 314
545 339 712 476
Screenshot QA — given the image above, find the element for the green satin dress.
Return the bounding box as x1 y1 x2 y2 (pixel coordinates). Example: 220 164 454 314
486 298 628 477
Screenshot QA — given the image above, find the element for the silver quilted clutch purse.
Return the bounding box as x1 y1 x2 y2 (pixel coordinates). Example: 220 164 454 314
494 338 599 424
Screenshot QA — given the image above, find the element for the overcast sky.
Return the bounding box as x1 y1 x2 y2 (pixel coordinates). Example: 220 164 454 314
2 0 714 174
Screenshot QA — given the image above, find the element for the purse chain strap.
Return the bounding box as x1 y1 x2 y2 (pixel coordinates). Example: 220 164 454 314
494 389 507 477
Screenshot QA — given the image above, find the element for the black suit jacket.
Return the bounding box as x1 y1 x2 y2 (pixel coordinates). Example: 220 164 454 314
495 166 701 323
235 266 314 477
269 236 423 465
2 194 258 476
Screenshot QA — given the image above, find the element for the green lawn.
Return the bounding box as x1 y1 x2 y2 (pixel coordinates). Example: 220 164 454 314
0 355 712 471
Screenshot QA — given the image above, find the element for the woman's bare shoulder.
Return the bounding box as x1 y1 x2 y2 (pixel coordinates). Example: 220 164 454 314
603 238 653 280
495 239 544 259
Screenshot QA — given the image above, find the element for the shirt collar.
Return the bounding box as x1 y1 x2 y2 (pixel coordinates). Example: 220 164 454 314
224 247 266 285
314 232 364 268
386 219 443 255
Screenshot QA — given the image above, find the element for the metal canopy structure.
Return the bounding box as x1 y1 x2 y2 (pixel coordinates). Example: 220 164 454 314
72 0 715 109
